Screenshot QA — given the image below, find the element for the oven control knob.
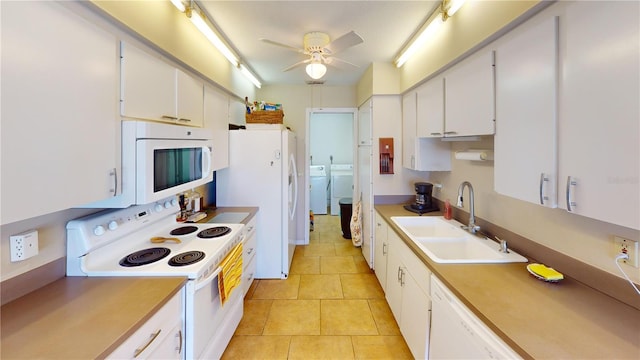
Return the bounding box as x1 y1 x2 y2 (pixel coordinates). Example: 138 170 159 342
93 225 106 236
108 220 118 231
155 203 164 212
166 199 177 208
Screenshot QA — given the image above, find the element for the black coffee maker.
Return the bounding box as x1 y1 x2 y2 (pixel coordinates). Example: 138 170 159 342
404 182 439 214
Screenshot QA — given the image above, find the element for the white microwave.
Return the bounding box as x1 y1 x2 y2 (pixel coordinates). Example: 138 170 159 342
80 121 213 208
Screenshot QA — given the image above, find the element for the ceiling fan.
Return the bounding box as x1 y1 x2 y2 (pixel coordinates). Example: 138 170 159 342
260 31 364 79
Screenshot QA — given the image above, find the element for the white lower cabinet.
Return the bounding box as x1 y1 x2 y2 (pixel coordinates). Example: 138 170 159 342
107 289 185 360
242 217 258 295
385 229 431 359
373 211 388 291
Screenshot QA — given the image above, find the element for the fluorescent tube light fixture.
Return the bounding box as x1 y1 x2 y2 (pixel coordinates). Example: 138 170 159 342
240 64 262 89
305 63 327 80
395 15 444 68
170 0 186 12
395 0 466 68
445 0 466 17
187 7 239 67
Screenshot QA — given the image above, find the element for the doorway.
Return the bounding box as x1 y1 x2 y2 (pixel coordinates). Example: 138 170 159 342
303 108 357 243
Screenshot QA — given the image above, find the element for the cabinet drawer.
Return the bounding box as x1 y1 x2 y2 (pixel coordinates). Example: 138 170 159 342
107 289 184 359
243 255 257 296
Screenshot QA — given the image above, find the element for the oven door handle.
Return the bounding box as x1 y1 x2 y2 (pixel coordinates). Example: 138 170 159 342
195 266 222 291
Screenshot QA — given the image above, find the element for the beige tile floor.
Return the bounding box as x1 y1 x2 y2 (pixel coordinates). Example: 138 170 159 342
222 214 413 359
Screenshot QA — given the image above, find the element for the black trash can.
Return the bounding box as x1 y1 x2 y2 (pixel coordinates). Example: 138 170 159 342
339 197 353 239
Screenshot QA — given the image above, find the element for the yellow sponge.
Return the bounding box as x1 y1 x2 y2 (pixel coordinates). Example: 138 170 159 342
527 263 564 282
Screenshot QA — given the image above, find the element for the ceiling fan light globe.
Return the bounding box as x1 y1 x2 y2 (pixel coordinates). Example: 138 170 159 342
306 63 327 79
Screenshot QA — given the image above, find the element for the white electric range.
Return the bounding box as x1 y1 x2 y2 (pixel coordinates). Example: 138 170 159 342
66 196 245 359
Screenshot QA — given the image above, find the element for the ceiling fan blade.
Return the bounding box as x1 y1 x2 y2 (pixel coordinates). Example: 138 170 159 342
325 56 360 69
282 59 311 72
324 31 364 55
260 38 305 53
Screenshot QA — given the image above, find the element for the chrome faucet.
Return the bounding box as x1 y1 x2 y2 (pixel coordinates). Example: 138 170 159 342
457 181 480 234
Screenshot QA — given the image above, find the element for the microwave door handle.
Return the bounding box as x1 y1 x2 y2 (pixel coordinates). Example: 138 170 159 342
203 146 212 176
195 266 221 291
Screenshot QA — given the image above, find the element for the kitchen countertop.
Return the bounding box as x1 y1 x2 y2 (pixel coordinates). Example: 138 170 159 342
376 204 640 359
0 276 186 359
198 206 259 225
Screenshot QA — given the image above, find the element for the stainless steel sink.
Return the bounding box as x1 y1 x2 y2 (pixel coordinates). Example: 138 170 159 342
391 216 527 264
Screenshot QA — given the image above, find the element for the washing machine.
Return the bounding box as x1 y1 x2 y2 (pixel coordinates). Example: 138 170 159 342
310 165 328 215
330 164 353 216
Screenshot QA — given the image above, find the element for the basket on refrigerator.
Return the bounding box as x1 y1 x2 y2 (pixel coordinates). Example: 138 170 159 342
245 110 284 124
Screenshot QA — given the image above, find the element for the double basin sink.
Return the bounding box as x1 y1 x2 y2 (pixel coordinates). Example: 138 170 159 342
391 216 527 264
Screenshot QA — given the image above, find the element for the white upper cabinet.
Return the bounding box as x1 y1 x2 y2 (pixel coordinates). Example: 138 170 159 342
416 76 445 138
358 100 372 146
444 50 496 137
402 92 451 171
120 42 175 122
558 1 639 229
494 16 559 208
204 85 230 171
1 1 119 225
121 42 203 127
402 92 418 169
176 69 204 127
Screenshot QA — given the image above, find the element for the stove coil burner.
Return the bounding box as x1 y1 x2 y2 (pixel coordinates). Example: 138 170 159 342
119 247 171 267
170 226 199 236
168 251 206 267
197 226 232 239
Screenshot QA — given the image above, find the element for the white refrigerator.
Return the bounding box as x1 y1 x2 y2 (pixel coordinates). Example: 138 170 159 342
217 128 298 279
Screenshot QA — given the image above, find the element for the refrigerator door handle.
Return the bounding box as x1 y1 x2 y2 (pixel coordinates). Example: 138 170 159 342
289 153 298 220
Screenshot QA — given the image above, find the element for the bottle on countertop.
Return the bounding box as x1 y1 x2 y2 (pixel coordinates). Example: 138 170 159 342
444 199 452 220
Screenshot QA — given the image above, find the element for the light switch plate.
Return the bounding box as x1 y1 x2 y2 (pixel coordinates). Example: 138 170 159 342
10 230 39 262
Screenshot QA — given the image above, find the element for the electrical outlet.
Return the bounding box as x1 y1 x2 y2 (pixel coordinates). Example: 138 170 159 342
614 236 638 268
10 230 39 262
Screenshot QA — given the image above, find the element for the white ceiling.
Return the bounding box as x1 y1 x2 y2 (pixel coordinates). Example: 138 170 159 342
198 1 441 86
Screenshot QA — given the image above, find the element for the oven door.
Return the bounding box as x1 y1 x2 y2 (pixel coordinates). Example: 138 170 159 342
185 265 243 359
136 139 213 204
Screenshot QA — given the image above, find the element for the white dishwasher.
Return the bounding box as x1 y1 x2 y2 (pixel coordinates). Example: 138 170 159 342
429 275 522 359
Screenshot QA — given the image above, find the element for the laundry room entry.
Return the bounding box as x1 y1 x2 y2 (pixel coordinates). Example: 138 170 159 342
309 112 354 216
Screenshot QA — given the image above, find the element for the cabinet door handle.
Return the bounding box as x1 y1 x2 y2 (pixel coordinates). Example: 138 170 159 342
176 330 183 354
178 118 192 122
539 173 549 205
397 266 402 282
411 155 415 169
161 115 178 120
246 247 254 255
430 132 442 136
134 329 162 358
382 243 387 256
443 131 458 135
566 176 577 212
110 168 118 197
400 268 406 286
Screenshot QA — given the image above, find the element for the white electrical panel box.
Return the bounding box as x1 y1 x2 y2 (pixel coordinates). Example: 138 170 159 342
10 230 39 262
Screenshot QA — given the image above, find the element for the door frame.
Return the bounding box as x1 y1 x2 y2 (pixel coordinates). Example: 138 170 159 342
303 107 358 244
